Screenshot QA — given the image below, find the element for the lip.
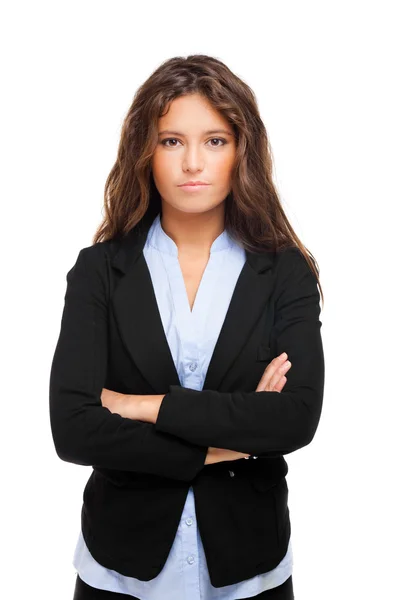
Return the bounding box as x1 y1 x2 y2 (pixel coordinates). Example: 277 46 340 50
178 184 210 192
178 181 210 186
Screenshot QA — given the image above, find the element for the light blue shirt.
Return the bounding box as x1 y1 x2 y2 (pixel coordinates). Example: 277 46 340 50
73 212 293 598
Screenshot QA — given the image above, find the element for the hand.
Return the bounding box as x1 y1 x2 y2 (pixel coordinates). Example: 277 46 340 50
255 351 291 392
101 388 142 419
205 447 251 465
204 352 292 465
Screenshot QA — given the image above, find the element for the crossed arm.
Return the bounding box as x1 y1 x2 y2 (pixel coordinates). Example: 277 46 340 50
100 249 324 456
100 390 165 423
101 346 292 424
50 245 323 482
100 347 292 466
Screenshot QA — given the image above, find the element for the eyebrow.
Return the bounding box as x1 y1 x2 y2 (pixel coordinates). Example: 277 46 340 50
158 129 233 137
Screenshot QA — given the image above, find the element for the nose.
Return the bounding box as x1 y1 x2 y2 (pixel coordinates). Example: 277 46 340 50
182 144 205 171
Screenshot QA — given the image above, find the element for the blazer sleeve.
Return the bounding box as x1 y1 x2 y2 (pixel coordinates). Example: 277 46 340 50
49 247 208 482
154 248 325 457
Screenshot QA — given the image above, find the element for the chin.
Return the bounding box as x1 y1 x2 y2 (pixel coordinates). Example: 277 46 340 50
165 199 225 215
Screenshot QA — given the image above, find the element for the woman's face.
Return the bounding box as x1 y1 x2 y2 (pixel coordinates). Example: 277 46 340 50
151 93 236 216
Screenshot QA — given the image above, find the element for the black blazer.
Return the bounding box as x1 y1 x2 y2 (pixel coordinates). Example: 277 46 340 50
49 210 325 588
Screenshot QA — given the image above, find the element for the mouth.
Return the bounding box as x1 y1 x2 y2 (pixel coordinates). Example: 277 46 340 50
178 183 210 191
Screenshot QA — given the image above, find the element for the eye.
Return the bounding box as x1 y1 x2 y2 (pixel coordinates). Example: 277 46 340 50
160 137 227 148
161 138 181 148
208 138 227 147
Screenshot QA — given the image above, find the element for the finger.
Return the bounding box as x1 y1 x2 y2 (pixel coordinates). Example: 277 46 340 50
273 375 287 393
258 373 287 394
268 360 291 391
255 355 290 392
255 353 288 391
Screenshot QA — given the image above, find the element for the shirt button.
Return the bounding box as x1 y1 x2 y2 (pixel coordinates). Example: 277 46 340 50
228 470 235 477
185 518 193 526
188 362 197 372
187 555 195 564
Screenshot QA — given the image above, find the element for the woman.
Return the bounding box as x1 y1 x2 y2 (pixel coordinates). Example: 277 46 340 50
49 54 325 600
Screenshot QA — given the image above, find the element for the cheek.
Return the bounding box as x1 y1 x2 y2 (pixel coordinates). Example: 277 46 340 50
151 155 173 186
213 156 235 185
216 146 235 171
151 152 164 174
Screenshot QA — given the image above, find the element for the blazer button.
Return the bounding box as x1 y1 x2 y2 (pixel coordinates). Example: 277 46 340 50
228 470 235 477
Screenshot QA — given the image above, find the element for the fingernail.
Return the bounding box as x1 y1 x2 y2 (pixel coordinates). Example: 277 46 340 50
281 352 287 360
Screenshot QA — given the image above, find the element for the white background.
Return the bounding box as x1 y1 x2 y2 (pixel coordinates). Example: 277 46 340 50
1 1 399 598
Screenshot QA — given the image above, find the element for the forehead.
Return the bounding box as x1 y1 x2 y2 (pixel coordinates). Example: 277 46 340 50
158 94 233 134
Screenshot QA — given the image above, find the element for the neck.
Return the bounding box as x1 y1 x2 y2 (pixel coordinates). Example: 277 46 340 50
160 204 225 255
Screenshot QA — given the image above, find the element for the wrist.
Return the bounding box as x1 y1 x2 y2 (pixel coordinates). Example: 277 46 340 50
139 395 165 423
117 394 141 420
205 447 215 465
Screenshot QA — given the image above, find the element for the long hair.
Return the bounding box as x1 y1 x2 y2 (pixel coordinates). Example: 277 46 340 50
93 54 324 306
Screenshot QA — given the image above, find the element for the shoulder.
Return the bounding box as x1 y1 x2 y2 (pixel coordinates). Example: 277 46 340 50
274 246 314 276
67 240 117 300
74 238 119 272
272 246 319 301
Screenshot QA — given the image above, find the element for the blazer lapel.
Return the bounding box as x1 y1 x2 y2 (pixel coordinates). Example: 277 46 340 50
110 214 276 394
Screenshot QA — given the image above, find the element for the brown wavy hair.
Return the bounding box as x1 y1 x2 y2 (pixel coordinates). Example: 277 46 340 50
93 54 324 307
